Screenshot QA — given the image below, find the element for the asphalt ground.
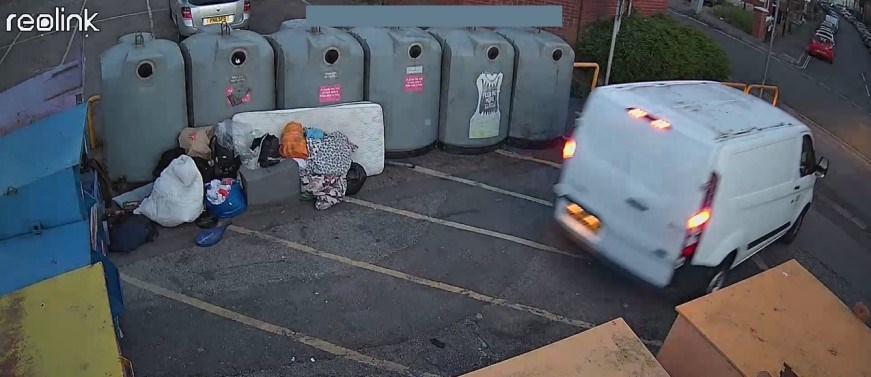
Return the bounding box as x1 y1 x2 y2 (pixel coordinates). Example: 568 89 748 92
109 140 870 376
2 1 871 376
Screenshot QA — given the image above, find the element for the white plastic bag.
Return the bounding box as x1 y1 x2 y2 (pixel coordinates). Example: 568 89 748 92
134 155 204 227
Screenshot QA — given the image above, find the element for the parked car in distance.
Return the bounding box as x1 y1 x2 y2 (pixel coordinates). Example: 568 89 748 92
555 81 828 298
825 14 839 31
815 30 835 43
808 35 835 63
170 0 251 37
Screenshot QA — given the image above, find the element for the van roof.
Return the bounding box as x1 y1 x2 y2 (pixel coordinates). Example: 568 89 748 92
599 81 806 143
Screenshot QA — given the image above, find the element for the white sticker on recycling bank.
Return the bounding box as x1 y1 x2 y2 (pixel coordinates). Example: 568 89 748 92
469 72 503 139
406 66 423 75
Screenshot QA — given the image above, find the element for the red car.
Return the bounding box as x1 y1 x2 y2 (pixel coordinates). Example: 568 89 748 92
807 35 835 64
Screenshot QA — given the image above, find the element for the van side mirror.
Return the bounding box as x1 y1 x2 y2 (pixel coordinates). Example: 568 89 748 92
815 157 829 178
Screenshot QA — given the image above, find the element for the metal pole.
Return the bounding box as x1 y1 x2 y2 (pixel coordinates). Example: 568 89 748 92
761 0 781 89
604 0 623 85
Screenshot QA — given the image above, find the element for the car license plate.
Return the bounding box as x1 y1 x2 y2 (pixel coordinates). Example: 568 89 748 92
566 203 601 234
204 15 232 25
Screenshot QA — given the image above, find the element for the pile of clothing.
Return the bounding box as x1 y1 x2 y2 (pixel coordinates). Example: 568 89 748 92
271 121 363 210
232 121 366 210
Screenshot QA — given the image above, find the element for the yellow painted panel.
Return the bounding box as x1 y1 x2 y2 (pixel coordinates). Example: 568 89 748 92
461 318 670 377
0 263 125 377
676 259 871 377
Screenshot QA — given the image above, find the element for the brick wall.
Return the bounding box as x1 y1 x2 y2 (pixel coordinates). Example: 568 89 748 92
383 0 668 44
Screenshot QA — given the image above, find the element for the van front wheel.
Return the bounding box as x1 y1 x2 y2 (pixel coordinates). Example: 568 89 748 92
780 207 808 244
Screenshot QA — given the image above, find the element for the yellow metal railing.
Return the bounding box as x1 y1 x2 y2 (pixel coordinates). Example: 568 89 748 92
86 95 101 150
722 82 748 91
573 62 600 92
720 82 779 106
744 84 780 106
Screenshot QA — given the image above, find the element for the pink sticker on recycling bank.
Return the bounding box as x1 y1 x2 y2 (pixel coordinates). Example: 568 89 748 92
319 84 342 103
404 74 424 92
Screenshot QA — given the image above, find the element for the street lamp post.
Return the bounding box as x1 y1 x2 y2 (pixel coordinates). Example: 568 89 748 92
604 0 624 85
761 0 782 88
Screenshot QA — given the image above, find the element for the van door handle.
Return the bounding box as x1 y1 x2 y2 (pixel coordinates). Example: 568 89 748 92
794 186 800 190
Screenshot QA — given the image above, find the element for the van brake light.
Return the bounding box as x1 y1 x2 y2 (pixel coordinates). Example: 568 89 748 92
687 209 711 229
650 119 671 130
181 7 192 19
563 138 576 159
628 108 648 119
627 107 671 131
680 173 719 260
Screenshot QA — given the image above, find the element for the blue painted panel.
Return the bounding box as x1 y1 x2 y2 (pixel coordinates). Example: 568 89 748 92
0 104 89 241
0 103 87 190
0 169 86 240
0 220 92 296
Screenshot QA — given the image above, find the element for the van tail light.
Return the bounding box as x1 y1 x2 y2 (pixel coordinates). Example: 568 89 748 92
563 138 576 159
681 172 719 259
244 0 251 12
181 7 192 19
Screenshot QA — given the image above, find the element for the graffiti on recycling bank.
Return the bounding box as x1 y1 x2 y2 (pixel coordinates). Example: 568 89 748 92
469 72 503 139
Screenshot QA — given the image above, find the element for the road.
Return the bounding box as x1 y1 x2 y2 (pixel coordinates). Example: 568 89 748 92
1 1 870 376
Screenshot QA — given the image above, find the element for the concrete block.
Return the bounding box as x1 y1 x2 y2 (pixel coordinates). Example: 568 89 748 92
239 160 301 207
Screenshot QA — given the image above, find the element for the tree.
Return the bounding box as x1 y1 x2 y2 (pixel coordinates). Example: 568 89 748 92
576 14 732 84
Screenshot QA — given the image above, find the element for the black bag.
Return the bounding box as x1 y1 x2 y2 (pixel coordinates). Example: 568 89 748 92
109 214 158 253
345 162 367 196
211 135 241 179
251 134 282 168
153 147 186 178
192 156 215 182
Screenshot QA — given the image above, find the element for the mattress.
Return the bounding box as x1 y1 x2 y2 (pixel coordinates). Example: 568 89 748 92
231 102 385 176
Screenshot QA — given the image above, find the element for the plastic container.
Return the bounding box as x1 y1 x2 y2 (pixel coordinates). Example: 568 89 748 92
269 20 364 109
494 28 574 148
348 27 442 157
205 179 247 218
100 32 188 182
428 28 515 154
181 24 275 127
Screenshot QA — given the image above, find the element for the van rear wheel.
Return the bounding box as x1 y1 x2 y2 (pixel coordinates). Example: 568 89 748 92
668 253 736 303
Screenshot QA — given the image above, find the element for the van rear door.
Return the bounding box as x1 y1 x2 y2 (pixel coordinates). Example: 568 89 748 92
562 95 713 262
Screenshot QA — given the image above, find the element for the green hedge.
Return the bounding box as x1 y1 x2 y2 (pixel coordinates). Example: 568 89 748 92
575 14 731 85
712 4 753 34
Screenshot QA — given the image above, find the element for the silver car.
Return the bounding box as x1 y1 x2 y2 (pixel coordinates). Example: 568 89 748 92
169 0 250 37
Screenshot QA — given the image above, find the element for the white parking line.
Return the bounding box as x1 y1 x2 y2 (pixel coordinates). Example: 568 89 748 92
495 149 562 168
817 195 870 231
61 0 88 65
224 226 669 346
0 31 21 65
343 197 581 259
121 274 438 377
751 255 770 270
407 165 553 207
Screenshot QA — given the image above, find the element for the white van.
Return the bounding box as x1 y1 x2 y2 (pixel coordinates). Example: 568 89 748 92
554 81 829 296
